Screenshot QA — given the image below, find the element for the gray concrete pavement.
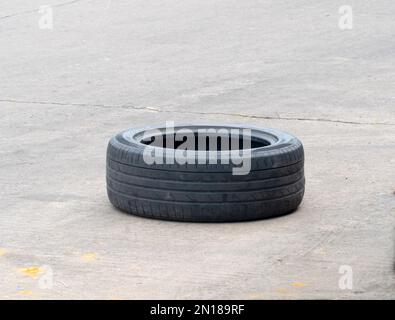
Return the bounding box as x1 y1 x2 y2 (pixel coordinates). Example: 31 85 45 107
0 0 394 299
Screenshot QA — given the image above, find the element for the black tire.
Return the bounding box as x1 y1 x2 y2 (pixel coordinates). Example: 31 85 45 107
106 124 305 222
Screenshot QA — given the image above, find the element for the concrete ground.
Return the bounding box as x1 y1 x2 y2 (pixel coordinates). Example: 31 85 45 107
0 0 394 299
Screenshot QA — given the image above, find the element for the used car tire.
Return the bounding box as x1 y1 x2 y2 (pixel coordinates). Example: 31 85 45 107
106 124 305 222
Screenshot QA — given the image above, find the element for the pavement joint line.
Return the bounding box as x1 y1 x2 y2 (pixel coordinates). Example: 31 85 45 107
1 98 394 126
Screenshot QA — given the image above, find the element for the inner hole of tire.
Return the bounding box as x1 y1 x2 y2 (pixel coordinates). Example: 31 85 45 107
140 132 270 150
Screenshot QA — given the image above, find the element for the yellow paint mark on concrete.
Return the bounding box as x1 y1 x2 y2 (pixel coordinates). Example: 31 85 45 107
247 292 265 299
276 288 290 294
0 248 6 256
291 282 306 288
81 252 98 262
18 290 33 296
18 267 43 278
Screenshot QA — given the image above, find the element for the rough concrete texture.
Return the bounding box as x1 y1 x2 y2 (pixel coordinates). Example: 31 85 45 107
0 0 394 299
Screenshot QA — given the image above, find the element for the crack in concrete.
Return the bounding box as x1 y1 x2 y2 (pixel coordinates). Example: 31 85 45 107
171 110 395 126
0 98 161 112
0 0 87 20
1 98 394 126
